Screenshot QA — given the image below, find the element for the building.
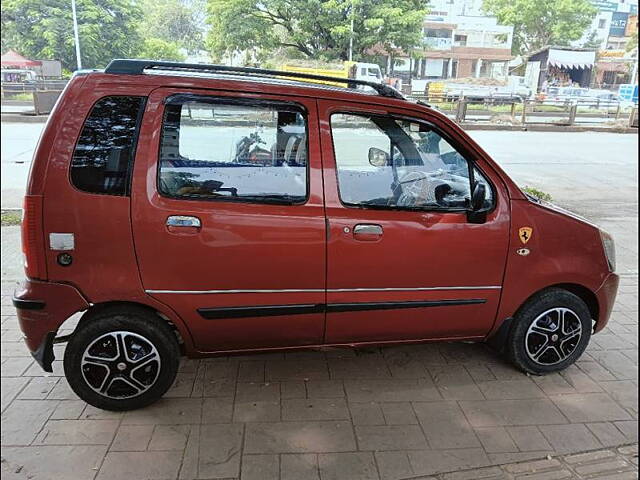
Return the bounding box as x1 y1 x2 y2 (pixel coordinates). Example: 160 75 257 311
577 0 638 50
389 3 514 82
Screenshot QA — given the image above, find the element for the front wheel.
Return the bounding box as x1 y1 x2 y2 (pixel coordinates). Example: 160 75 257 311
507 289 592 375
63 306 180 411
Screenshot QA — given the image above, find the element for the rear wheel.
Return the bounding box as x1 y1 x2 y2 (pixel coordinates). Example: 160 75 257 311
63 306 180 411
507 289 592 375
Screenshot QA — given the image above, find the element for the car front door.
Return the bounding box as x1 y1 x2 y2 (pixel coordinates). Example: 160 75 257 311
132 88 326 352
319 100 510 344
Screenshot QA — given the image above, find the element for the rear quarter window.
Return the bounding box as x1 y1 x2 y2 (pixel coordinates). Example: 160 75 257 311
70 96 145 195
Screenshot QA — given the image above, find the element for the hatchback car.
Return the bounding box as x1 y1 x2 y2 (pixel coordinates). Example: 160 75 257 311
13 60 619 411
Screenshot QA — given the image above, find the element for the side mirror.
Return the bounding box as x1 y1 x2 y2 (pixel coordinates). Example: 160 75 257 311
368 147 389 167
467 182 487 224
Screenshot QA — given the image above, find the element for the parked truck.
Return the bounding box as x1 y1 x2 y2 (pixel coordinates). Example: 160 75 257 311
280 61 383 87
421 76 532 103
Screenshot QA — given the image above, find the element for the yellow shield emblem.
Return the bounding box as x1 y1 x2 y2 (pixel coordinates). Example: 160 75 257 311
519 227 533 245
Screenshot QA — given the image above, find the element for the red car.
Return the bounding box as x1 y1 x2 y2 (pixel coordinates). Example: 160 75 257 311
13 60 619 411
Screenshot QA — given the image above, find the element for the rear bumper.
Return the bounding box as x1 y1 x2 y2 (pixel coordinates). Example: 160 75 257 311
593 272 620 333
13 279 89 371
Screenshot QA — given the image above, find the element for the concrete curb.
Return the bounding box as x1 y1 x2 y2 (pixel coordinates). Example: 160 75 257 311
459 123 637 133
1 113 48 123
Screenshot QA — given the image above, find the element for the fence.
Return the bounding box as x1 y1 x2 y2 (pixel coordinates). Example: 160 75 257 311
411 94 639 128
1 80 68 96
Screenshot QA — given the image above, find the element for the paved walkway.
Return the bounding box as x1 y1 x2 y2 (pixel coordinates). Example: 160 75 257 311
1 275 637 479
1 128 637 479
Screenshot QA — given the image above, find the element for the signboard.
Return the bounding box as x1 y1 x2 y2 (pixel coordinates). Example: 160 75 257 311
524 61 541 92
609 12 629 36
591 0 618 12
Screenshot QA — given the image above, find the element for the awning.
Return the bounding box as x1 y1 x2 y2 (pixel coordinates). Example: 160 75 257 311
1 50 41 68
547 49 595 69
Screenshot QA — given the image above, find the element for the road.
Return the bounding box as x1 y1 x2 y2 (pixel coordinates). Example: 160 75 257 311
2 123 638 276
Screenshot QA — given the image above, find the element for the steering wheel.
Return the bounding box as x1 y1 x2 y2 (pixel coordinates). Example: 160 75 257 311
393 171 429 207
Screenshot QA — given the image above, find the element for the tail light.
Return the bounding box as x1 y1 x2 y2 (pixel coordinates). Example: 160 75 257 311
22 195 47 280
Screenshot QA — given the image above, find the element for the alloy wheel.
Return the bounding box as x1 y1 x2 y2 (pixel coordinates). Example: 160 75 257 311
81 331 161 399
524 307 583 366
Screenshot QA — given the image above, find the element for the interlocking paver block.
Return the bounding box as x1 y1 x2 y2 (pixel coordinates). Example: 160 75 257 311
34 419 119 445
282 397 350 421
195 424 243 478
96 450 183 480
355 425 429 451
413 401 480 449
148 424 190 450
507 426 553 452
241 454 279 480
539 424 601 454
1 445 108 480
281 453 320 480
345 378 440 402
550 393 632 423
459 399 567 427
318 452 379 480
1 399 58 445
110 424 154 451
244 421 356 453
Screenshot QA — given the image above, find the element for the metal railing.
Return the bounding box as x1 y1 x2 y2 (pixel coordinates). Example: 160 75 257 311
412 94 638 128
1 80 68 96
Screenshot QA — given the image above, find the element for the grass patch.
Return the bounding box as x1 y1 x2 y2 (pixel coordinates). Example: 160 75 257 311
4 92 33 101
1 210 22 226
521 186 553 202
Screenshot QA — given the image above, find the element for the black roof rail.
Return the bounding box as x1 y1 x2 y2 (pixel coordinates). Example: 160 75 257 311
104 59 405 100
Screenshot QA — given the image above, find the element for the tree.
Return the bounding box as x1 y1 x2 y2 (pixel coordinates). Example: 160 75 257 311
206 0 428 62
139 0 206 54
2 0 143 70
137 37 186 61
581 30 603 49
482 0 597 55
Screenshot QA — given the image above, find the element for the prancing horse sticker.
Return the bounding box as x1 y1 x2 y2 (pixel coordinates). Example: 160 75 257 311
519 227 533 244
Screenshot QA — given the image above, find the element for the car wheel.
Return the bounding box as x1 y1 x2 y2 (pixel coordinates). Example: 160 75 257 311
63 306 180 411
507 288 592 375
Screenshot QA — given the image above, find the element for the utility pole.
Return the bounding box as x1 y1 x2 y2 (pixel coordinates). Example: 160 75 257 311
71 0 82 70
348 0 354 62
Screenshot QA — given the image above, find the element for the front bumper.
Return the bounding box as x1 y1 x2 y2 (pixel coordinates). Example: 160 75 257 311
13 280 89 371
593 272 620 333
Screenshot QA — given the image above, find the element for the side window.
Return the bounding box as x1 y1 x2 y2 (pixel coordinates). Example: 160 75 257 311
158 97 307 204
331 113 493 210
71 96 145 195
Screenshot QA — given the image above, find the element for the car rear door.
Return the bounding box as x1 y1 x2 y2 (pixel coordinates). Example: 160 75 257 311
318 99 510 344
131 88 326 352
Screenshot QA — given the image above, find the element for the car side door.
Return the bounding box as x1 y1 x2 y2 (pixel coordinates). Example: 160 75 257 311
131 89 326 352
318 100 511 344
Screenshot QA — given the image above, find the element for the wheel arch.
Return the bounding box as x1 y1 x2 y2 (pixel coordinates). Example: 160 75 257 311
487 282 599 351
65 300 191 355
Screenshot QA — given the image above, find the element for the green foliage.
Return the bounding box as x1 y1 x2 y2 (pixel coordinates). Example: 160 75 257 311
582 30 603 49
521 186 553 202
206 0 428 62
1 211 22 226
2 0 143 70
137 38 185 62
482 0 596 55
626 30 638 53
139 0 206 54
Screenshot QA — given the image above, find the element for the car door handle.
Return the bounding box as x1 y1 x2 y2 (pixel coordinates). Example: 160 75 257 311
353 224 383 241
166 215 201 227
166 215 201 234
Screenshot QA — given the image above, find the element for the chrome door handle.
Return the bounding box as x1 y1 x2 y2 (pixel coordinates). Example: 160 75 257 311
166 215 201 228
353 224 383 235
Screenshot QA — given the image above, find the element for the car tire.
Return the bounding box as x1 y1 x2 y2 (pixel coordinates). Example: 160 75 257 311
507 288 592 375
63 305 180 411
